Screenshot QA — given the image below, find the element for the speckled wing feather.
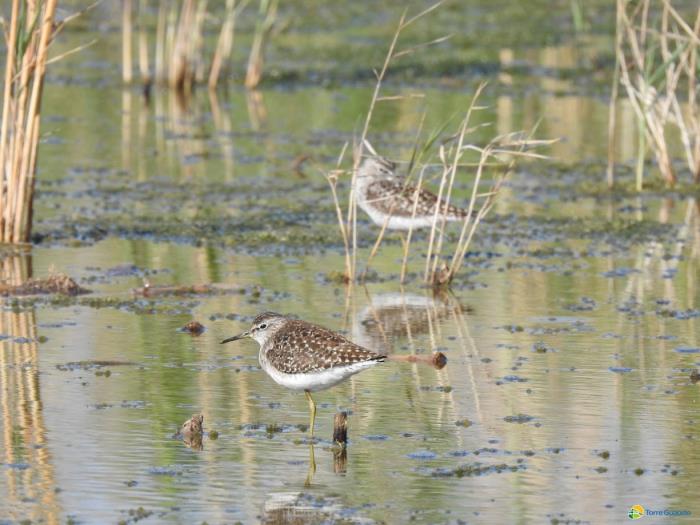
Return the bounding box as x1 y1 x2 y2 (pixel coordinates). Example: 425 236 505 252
366 179 469 219
266 320 385 374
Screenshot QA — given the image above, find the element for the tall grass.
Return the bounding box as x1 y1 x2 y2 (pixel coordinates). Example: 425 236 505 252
0 0 58 243
122 0 259 92
244 0 278 89
324 3 552 287
425 120 553 287
325 2 447 283
613 0 700 189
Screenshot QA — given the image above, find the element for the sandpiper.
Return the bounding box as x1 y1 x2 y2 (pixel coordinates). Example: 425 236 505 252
221 312 386 437
356 156 472 230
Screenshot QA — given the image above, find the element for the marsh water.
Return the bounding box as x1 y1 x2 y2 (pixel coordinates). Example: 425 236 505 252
2 2 700 524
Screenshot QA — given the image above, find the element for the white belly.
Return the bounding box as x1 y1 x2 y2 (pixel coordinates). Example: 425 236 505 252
259 359 380 392
359 200 460 231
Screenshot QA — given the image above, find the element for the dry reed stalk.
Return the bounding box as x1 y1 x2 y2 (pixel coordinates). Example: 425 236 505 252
5 0 37 242
339 2 445 283
192 0 209 84
399 165 427 283
425 84 486 282
209 0 243 88
244 0 278 89
325 143 352 281
164 1 177 80
360 109 438 283
0 0 59 244
615 0 700 188
154 0 166 81
169 0 197 92
122 0 133 83
441 133 554 285
138 1 151 90
607 0 624 188
139 0 252 90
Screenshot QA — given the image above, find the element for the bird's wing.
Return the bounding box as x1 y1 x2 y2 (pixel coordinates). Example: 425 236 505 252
367 179 469 218
267 320 385 374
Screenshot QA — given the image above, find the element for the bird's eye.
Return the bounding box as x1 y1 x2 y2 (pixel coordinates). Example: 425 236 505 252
259 323 267 329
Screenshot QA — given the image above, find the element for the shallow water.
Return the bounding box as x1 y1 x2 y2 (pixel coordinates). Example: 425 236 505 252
2 235 698 523
2 2 700 524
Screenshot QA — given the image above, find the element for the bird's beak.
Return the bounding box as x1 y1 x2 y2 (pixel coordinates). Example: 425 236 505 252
220 331 250 344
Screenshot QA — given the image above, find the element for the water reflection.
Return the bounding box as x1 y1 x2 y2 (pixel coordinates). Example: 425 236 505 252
120 85 240 182
261 487 362 525
353 290 456 353
0 253 60 524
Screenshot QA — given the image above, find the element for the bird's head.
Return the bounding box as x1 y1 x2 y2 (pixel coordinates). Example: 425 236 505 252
357 156 397 182
220 312 287 346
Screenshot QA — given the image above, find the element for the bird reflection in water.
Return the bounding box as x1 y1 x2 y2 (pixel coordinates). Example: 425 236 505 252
353 290 465 367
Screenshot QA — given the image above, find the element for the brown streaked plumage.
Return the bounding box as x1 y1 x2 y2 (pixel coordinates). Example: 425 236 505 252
356 156 474 230
265 319 385 374
221 312 386 437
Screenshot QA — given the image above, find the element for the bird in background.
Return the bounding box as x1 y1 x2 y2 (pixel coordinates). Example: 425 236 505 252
355 156 474 230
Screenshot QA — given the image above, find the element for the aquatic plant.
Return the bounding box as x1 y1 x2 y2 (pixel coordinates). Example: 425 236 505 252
0 0 92 243
609 0 700 190
325 3 553 286
423 108 552 287
244 0 278 89
122 0 254 92
326 2 448 283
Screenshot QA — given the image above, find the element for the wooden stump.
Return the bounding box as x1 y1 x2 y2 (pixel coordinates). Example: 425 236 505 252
333 412 348 446
332 411 348 473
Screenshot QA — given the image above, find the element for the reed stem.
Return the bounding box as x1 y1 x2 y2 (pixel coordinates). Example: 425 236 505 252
1 0 59 243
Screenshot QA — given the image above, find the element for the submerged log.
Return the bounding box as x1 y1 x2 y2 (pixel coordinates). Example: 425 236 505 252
387 351 447 370
132 283 213 297
182 321 205 335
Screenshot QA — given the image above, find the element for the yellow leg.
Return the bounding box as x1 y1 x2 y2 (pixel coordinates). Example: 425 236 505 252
305 390 316 438
305 443 316 487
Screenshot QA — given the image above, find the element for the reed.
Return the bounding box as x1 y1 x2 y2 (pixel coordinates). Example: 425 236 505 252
0 0 58 244
138 1 151 92
439 131 553 286
323 3 554 287
328 2 447 283
123 0 133 83
614 0 700 189
125 0 251 92
420 94 554 286
209 0 246 88
244 0 278 89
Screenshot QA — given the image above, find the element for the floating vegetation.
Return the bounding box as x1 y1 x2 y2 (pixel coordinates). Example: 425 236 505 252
0 273 90 296
610 0 700 189
608 367 633 374
503 414 534 424
55 360 135 372
181 320 205 335
426 462 526 477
